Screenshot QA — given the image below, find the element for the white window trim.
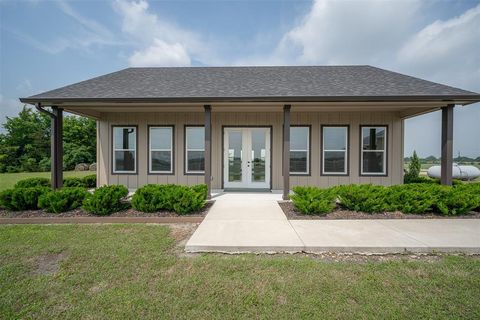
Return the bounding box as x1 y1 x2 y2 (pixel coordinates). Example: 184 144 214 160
290 126 310 175
185 126 205 174
113 126 137 174
149 126 173 174
322 126 348 175
360 126 387 175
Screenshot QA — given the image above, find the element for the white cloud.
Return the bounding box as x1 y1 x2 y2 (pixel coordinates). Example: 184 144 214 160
0 95 26 131
114 0 218 67
266 0 421 65
398 5 480 91
129 38 191 66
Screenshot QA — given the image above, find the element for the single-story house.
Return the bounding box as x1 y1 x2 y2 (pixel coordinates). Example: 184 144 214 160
20 66 480 199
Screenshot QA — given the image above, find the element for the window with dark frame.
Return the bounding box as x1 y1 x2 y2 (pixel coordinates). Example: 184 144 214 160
185 126 205 173
149 126 173 174
290 126 309 174
322 126 348 175
361 126 387 175
113 126 136 173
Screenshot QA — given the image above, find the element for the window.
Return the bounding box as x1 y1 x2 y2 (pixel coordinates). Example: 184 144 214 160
185 126 205 173
113 126 136 173
149 126 173 174
361 126 387 175
322 126 348 175
290 126 310 174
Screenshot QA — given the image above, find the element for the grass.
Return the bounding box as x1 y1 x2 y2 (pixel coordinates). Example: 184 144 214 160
0 171 92 191
1 225 479 319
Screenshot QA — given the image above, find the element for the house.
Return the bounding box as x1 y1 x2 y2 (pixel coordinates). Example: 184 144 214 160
20 66 480 199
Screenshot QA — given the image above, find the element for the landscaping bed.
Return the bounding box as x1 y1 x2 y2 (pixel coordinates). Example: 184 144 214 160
0 177 211 219
279 201 480 220
0 201 213 218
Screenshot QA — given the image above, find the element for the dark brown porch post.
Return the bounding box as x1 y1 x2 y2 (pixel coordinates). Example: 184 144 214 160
51 106 63 189
441 104 454 186
283 104 291 200
204 105 212 199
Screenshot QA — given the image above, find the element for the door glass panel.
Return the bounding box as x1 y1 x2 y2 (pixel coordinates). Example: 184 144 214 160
251 130 266 182
228 131 242 182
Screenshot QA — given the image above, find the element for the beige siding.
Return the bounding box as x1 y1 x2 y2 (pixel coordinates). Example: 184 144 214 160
97 111 404 189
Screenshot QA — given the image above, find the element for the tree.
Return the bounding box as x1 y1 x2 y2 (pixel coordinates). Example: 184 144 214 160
405 150 421 182
0 107 96 172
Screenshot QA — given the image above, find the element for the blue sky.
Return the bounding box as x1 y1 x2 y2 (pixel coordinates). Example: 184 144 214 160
1 0 479 157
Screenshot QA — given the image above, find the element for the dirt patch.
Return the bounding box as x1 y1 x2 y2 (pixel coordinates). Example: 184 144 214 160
0 201 213 219
279 201 480 220
32 252 68 276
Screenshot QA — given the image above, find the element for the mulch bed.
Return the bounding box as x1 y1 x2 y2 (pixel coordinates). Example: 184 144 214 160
279 201 480 220
0 201 213 219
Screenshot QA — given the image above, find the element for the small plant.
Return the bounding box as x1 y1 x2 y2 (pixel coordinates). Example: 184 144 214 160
290 186 336 215
436 185 480 215
404 150 421 183
14 177 50 189
63 177 86 188
82 174 97 188
83 185 129 215
131 184 207 214
38 187 89 213
0 187 50 211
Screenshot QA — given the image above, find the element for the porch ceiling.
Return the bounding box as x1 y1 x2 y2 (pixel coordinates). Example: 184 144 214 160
62 100 453 120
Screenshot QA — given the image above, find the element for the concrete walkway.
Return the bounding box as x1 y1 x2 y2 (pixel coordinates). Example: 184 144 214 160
185 193 480 254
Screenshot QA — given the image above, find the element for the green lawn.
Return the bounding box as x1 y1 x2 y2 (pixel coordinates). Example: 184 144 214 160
0 171 93 191
1 225 479 319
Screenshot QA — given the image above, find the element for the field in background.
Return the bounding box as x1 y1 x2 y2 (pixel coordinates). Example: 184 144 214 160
0 171 93 191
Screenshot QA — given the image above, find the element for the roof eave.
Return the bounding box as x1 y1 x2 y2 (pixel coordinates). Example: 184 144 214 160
19 94 480 106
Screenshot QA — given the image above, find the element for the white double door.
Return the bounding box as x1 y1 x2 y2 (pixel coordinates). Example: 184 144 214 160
223 127 271 189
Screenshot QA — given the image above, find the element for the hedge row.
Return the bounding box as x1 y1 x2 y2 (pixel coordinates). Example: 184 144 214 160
0 180 208 215
131 184 207 214
13 175 97 189
291 183 480 216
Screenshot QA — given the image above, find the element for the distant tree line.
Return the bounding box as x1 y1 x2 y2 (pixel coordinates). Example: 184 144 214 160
0 107 96 173
404 155 480 163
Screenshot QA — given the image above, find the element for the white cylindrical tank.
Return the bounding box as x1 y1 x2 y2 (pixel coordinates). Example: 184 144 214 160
427 163 480 180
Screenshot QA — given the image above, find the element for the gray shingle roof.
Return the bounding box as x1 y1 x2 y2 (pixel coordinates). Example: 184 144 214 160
21 65 480 103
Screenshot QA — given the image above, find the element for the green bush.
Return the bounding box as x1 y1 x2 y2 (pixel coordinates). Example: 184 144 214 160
191 184 208 200
83 174 97 188
436 184 480 215
131 184 206 214
14 177 51 189
386 184 442 214
83 185 129 216
290 186 336 215
404 176 437 184
336 184 390 213
63 177 86 188
38 187 88 213
0 187 50 211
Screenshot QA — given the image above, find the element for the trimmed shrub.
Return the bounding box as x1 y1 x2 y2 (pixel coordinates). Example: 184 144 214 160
63 177 85 188
14 177 50 189
336 184 390 213
83 185 129 216
436 184 480 215
0 187 50 211
386 184 442 214
290 186 336 215
404 176 437 184
131 184 206 214
38 187 88 213
83 174 97 188
191 184 208 200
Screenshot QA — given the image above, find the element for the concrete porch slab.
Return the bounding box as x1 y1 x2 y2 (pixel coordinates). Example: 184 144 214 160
185 219 304 253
